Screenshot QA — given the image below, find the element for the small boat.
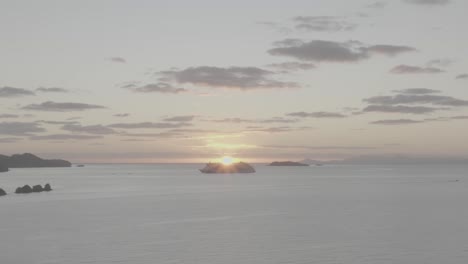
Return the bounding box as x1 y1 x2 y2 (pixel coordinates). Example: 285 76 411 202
200 162 255 174
76 164 85 167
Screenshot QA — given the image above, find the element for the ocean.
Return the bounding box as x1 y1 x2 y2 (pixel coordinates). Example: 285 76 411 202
1 163 468 264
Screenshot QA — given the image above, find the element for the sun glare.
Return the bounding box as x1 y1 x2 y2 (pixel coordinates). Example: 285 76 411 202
221 156 235 165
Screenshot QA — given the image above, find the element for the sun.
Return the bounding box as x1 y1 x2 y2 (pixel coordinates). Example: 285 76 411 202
220 156 235 165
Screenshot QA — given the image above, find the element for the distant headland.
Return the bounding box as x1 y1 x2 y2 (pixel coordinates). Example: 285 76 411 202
0 153 71 172
268 161 309 166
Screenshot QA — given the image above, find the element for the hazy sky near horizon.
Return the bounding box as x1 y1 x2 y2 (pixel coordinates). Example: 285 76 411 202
1 0 468 162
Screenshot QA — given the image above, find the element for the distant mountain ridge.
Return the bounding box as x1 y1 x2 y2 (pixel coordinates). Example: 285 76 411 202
0 153 71 171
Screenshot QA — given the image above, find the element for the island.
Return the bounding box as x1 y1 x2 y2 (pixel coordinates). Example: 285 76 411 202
200 162 256 174
268 161 309 166
0 153 71 171
0 164 8 173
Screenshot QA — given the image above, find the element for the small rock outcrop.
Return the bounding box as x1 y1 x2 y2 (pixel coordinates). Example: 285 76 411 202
44 183 52 192
200 162 256 174
32 185 44 192
0 188 6 196
268 161 309 166
15 184 52 194
15 185 33 194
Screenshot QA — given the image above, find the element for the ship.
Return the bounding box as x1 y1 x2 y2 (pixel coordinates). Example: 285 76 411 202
199 162 256 174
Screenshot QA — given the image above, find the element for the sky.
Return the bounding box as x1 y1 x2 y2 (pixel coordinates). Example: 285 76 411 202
1 0 468 163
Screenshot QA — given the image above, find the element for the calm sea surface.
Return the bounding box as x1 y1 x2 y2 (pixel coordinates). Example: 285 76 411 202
1 164 468 264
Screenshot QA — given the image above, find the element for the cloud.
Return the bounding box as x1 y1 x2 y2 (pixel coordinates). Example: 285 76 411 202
244 126 299 133
451 116 468 120
0 86 35 97
108 57 126 63
0 122 45 135
365 45 417 56
0 114 19 119
127 83 188 94
163 115 196 122
22 101 106 112
363 94 468 106
392 88 440 94
287 111 347 118
367 1 387 8
36 87 69 93
208 117 298 124
159 66 299 90
0 137 22 143
268 39 416 62
390 65 444 74
29 134 102 141
256 21 293 34
426 58 453 68
36 120 80 125
403 0 450 5
363 105 442 114
267 62 316 72
455 74 468 80
262 145 377 150
108 122 192 129
292 16 356 32
114 113 130 117
61 124 117 134
370 119 423 125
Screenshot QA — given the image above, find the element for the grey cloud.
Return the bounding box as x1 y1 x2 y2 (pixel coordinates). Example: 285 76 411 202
364 94 468 106
0 114 19 118
30 134 102 141
163 115 196 122
451 116 468 120
393 88 440 94
0 137 22 143
128 83 187 94
160 66 299 90
455 74 468 79
404 0 450 5
390 65 444 74
37 120 80 125
211 118 254 123
245 126 297 133
120 131 183 138
209 117 298 124
114 113 130 117
426 58 453 68
287 111 347 118
22 101 106 112
370 119 423 125
367 1 387 8
108 122 192 129
0 122 45 135
267 62 316 72
365 45 417 56
363 105 442 114
36 87 69 93
109 57 126 63
0 86 35 97
260 117 299 124
268 40 416 63
256 21 293 34
62 124 117 134
263 145 377 150
293 16 356 32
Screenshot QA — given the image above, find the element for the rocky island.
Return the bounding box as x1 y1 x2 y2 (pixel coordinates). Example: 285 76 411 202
268 161 309 166
0 153 71 172
200 162 256 174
